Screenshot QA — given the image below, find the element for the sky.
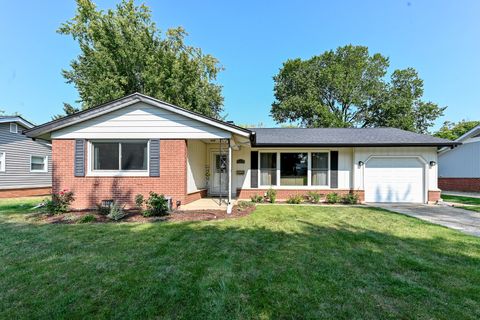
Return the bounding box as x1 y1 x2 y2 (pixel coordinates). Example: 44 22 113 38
0 0 479 131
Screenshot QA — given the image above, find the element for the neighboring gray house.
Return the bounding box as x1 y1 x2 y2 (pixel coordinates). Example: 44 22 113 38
438 124 480 192
0 116 52 197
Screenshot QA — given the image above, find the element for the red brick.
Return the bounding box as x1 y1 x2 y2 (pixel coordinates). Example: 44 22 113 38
0 187 51 198
52 139 187 210
438 178 480 192
237 189 365 203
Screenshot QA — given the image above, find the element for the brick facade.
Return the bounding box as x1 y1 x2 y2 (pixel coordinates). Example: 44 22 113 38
52 139 188 210
185 189 208 204
237 188 366 203
428 190 441 203
438 178 480 192
0 187 51 198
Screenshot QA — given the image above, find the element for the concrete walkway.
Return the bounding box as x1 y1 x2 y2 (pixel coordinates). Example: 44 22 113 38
442 191 480 199
370 203 480 237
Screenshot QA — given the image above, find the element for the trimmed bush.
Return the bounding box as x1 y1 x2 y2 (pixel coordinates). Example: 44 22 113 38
238 201 255 209
307 191 322 204
44 189 75 214
326 193 339 204
286 194 304 204
266 188 277 203
144 192 169 217
78 214 96 223
250 194 264 203
107 201 126 221
135 194 144 209
341 193 359 204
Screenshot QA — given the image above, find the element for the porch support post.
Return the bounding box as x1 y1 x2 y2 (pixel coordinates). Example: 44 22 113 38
227 139 232 214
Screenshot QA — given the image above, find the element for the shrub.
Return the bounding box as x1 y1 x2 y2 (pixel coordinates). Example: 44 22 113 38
286 194 304 204
144 192 169 217
107 201 126 221
307 191 322 204
266 188 277 203
135 194 144 209
44 189 75 214
326 193 339 204
341 193 359 204
250 194 264 203
78 214 96 223
96 204 110 216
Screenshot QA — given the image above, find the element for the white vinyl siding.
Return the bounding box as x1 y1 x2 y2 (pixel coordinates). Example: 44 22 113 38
438 141 480 178
0 123 51 189
51 102 232 140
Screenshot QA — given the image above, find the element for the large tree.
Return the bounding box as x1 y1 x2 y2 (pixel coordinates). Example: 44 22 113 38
271 45 445 133
57 0 223 118
434 120 480 140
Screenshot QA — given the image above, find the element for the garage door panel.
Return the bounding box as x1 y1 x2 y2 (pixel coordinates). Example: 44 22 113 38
365 158 424 203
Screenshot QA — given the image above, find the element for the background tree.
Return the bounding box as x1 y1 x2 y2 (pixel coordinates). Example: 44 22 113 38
271 45 445 133
434 120 480 140
57 0 223 118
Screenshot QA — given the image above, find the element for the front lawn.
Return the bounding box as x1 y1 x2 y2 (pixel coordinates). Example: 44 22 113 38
1 198 479 319
442 194 480 212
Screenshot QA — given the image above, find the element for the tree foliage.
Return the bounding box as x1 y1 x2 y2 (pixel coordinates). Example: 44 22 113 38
434 120 480 140
271 45 445 133
57 0 223 118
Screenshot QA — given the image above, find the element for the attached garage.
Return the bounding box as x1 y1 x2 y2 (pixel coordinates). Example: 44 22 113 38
364 157 426 203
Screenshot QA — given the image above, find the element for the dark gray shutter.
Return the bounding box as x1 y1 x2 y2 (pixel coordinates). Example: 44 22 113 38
330 151 338 188
74 139 85 177
250 151 258 188
149 139 160 177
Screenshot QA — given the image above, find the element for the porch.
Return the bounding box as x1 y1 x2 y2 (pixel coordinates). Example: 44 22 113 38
180 198 238 211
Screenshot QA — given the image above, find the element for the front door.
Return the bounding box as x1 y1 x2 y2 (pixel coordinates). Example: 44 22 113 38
210 153 228 195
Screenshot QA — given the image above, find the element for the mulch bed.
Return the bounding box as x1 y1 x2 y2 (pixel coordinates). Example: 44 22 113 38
31 204 256 224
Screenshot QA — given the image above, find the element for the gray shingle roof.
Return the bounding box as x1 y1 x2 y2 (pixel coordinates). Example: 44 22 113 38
251 128 458 147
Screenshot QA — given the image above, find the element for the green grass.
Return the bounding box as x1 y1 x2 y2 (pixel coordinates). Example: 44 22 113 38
1 197 480 319
442 194 480 212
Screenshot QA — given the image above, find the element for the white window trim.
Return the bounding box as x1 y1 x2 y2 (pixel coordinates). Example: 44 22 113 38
0 152 5 172
30 155 48 173
10 123 18 133
258 149 331 189
87 140 150 177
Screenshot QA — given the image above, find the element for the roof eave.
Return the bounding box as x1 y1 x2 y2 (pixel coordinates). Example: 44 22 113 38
252 142 461 148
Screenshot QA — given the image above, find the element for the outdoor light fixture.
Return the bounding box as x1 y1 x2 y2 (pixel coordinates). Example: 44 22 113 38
429 161 437 167
358 161 364 167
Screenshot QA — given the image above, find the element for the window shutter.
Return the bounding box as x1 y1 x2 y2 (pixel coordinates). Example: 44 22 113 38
149 139 160 177
74 139 85 177
250 151 258 188
330 151 338 188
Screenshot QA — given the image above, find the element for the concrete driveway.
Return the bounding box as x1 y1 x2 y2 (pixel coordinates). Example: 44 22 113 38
370 203 480 237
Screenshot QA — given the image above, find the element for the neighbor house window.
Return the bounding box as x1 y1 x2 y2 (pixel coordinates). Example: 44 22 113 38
92 141 148 171
10 123 18 133
280 153 307 186
260 153 277 185
0 152 5 172
311 152 329 186
30 155 47 172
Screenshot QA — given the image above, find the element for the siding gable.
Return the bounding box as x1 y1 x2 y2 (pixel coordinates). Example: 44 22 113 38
51 102 232 139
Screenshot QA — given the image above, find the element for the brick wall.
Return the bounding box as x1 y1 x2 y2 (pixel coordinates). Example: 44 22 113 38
237 188 365 203
185 189 208 204
438 178 480 192
52 139 187 210
0 187 51 198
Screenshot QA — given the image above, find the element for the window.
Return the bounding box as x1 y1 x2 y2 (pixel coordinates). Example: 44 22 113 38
31 155 47 172
92 141 148 171
280 153 308 186
0 152 5 172
311 152 329 186
260 153 277 185
10 123 18 133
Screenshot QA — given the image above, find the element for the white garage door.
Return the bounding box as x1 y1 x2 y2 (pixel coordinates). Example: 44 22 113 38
364 157 425 203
